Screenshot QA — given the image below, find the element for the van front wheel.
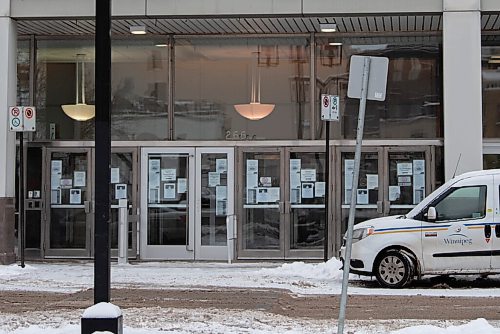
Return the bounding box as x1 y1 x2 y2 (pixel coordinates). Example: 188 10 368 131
374 250 413 288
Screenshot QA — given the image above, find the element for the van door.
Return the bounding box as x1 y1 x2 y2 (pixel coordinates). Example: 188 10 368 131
421 175 493 273
492 175 500 270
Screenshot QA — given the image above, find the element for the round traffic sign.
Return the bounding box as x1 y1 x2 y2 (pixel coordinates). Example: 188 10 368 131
11 107 20 117
323 96 330 108
25 107 33 119
11 117 20 127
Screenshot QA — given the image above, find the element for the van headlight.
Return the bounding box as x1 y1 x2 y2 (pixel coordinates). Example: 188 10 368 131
351 226 374 243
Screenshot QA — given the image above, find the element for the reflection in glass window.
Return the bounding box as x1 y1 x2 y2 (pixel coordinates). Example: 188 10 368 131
434 186 486 221
316 39 443 139
17 39 30 106
482 45 500 138
175 37 311 140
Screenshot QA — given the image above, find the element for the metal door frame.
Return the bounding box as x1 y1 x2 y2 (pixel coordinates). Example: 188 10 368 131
109 147 139 259
285 146 326 259
43 147 93 258
140 147 196 260
237 146 285 259
194 147 235 260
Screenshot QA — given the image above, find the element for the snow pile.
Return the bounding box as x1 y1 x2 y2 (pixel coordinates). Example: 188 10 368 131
0 264 35 277
390 318 500 334
258 258 343 280
82 302 122 318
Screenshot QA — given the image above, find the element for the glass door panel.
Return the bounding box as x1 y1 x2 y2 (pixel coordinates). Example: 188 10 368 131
195 148 234 260
109 150 137 258
140 148 195 260
240 150 283 257
46 150 91 257
287 151 325 258
386 150 429 216
338 150 382 237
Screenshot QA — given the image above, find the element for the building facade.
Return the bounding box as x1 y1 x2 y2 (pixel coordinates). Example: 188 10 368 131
0 0 499 263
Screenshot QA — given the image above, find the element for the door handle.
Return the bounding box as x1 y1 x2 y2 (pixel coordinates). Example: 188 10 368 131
376 201 383 214
485 224 492 239
495 225 500 238
84 201 91 214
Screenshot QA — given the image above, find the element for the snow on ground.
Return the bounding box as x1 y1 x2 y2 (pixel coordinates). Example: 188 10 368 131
1 259 500 333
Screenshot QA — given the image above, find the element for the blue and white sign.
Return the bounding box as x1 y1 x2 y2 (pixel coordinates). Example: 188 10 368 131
8 106 36 132
320 94 340 121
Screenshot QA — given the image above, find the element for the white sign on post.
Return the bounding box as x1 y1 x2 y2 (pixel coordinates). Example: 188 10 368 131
8 106 36 132
320 94 340 121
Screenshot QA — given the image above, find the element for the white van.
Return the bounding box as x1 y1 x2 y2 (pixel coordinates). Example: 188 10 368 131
340 169 500 288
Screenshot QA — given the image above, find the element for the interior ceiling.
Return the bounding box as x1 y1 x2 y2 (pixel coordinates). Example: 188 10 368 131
17 15 447 36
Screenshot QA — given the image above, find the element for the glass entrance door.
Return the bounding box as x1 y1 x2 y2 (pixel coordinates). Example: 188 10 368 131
109 149 138 258
140 148 195 260
238 147 326 259
195 148 234 260
334 146 434 252
45 149 92 257
286 148 326 259
239 148 284 258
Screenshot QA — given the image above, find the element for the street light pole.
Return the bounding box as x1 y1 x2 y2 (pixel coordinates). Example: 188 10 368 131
94 0 112 304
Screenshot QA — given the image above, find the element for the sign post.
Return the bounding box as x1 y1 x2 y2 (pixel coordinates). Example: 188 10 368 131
8 106 36 269
320 94 340 262
337 56 388 334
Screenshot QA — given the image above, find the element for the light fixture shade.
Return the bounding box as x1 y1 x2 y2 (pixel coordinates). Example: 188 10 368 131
61 104 95 121
234 102 275 121
130 25 147 34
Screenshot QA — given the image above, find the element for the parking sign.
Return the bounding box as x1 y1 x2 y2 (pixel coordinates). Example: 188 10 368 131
8 106 36 132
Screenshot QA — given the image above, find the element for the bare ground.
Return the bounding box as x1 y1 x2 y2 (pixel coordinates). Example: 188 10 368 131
1 287 499 321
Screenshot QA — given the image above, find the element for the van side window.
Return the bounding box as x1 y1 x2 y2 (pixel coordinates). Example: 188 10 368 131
433 186 486 222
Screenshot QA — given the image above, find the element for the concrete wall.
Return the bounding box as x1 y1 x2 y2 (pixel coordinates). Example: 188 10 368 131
443 0 483 179
0 0 17 264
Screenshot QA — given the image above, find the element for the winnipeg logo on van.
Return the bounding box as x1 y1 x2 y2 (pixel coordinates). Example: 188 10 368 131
443 233 472 246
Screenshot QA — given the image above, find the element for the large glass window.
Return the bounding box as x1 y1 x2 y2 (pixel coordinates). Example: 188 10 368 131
35 39 169 141
175 37 311 140
482 44 500 138
316 38 443 139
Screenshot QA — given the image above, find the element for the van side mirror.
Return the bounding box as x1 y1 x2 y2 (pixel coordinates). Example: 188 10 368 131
426 207 437 221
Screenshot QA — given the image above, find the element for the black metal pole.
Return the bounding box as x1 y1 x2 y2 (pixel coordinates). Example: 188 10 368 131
94 0 112 304
324 121 330 262
19 132 25 268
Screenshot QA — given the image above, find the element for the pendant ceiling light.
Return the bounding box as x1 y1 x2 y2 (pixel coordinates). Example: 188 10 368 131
234 51 275 121
61 54 95 121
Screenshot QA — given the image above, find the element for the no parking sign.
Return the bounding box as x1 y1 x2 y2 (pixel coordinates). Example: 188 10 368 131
8 106 36 132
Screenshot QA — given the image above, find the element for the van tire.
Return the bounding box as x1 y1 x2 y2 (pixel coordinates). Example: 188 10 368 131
374 250 414 288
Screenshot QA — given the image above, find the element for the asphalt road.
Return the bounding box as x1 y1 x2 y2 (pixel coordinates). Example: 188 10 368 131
1 287 499 321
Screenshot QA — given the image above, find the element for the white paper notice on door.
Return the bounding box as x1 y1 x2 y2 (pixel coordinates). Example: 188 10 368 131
149 159 161 189
73 171 86 187
246 159 258 189
115 184 127 199
413 160 425 175
69 188 81 204
216 185 227 201
256 188 269 203
397 162 413 176
290 159 301 191
208 172 220 187
315 182 325 198
161 168 176 181
163 183 176 199
367 174 378 190
267 187 280 202
302 183 314 199
389 186 401 201
216 159 227 173
357 189 369 205
51 160 62 190
177 178 187 193
110 168 120 184
301 169 316 182
344 159 354 190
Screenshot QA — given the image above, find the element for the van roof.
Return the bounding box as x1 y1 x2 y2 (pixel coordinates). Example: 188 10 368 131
454 169 500 180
